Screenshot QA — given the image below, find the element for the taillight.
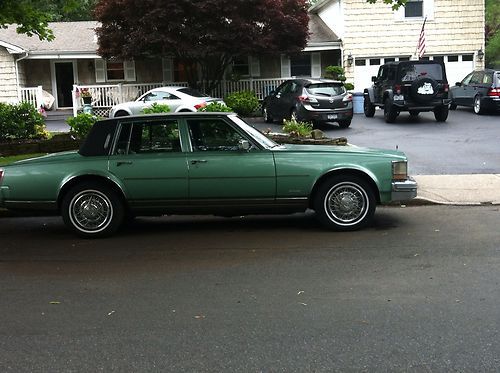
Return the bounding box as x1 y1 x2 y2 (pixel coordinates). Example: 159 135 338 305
342 93 353 102
443 83 449 92
394 84 402 95
488 88 500 97
0 169 3 184
298 95 318 103
194 102 207 110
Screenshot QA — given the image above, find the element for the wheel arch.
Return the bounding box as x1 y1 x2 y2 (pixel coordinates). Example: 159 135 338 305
57 174 128 211
308 168 381 209
364 88 375 103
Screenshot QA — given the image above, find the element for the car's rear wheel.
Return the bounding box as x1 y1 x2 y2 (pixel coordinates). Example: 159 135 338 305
263 105 273 123
434 105 449 122
338 120 351 128
114 110 129 117
314 175 376 231
473 95 484 115
61 182 124 238
363 95 376 117
384 98 398 123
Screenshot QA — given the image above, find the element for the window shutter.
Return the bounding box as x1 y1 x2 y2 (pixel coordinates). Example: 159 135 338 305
311 53 321 78
280 54 291 77
162 57 174 82
95 59 106 83
249 56 260 77
124 60 136 82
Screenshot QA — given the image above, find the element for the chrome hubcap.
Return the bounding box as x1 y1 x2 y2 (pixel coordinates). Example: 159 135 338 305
474 98 480 113
70 190 113 233
325 182 368 226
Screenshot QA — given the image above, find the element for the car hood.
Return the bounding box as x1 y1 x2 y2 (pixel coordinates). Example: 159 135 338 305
277 143 407 160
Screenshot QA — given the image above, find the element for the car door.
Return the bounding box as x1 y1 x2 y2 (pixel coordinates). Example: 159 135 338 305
185 117 276 201
108 118 189 205
452 72 474 105
266 81 289 119
373 66 387 104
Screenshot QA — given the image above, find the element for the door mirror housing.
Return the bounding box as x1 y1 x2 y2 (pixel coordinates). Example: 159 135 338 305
238 139 251 151
372 76 377 82
455 82 462 87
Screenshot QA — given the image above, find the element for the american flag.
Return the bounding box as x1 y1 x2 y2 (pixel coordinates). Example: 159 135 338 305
417 17 427 59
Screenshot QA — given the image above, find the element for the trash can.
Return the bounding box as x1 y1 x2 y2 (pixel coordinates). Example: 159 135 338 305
352 92 364 114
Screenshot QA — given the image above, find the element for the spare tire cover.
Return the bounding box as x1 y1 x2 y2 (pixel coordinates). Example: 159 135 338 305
410 77 438 103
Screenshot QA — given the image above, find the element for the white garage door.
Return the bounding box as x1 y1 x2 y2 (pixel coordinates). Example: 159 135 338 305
353 54 476 92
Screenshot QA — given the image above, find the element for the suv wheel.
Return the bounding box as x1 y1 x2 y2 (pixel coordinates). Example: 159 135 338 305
434 105 449 122
473 95 484 115
384 98 398 123
363 95 376 117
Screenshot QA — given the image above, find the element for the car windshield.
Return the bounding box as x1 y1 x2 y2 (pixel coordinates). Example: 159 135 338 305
306 83 346 96
178 88 209 98
230 115 279 149
399 63 444 81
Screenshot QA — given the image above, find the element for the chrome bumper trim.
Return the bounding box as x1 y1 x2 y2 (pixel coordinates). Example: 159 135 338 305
392 177 418 201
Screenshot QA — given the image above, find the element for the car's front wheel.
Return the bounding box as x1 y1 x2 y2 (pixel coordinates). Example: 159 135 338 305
364 95 376 117
384 98 398 123
61 182 125 238
434 105 449 122
314 175 376 231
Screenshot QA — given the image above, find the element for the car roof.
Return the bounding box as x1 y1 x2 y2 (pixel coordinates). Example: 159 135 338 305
383 60 445 67
293 78 344 85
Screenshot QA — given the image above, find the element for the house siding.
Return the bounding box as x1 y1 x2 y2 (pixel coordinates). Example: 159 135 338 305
24 60 52 94
0 48 19 103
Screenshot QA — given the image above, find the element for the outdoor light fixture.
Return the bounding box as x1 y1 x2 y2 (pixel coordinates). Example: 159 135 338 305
347 53 354 66
477 49 484 61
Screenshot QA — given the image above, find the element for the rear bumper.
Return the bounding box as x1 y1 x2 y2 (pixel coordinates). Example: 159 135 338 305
482 96 500 111
393 98 451 111
297 104 353 122
392 177 418 201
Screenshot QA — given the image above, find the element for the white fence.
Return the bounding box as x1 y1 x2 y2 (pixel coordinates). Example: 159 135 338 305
19 86 43 109
72 78 287 116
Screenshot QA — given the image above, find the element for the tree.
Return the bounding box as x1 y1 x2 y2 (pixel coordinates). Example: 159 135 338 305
486 0 500 68
0 0 54 40
95 0 310 92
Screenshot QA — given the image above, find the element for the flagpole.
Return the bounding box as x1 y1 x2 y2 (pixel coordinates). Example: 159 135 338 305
415 16 427 59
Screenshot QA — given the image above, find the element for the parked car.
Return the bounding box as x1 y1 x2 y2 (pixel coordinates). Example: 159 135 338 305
364 60 451 123
449 69 500 114
0 113 417 237
262 79 353 128
109 87 223 117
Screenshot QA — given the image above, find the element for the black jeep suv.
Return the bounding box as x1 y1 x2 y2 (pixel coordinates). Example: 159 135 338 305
363 60 451 123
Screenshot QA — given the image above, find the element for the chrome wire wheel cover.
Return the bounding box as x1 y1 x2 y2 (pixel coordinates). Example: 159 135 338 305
324 182 369 226
69 189 113 233
474 96 481 114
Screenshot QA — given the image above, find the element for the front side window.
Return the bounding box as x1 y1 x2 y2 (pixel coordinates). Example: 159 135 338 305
405 0 423 17
187 119 246 152
142 91 179 102
114 120 181 155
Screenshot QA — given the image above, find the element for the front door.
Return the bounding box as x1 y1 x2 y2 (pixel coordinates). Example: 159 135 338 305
54 62 75 108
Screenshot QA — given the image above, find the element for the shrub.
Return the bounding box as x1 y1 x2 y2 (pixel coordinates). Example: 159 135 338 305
344 82 354 91
282 118 313 138
0 102 48 141
141 103 171 114
225 91 259 117
325 65 346 82
66 113 100 139
197 102 233 112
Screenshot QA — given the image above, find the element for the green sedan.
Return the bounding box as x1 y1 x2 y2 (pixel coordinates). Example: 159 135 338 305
0 113 417 237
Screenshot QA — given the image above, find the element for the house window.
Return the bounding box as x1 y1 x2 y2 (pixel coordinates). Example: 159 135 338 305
290 55 311 76
462 54 474 62
369 58 381 65
232 57 249 76
106 62 125 81
405 0 423 17
384 58 396 63
355 59 366 66
447 55 459 62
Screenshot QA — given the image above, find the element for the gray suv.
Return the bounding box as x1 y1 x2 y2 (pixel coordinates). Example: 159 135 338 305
364 60 451 123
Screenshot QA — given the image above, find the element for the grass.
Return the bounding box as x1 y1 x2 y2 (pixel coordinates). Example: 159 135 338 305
0 153 46 166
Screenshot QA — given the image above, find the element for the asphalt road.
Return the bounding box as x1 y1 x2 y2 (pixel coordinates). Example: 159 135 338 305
248 107 500 175
1 205 500 372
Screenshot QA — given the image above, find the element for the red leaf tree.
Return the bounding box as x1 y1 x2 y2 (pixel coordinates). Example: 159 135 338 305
95 0 309 92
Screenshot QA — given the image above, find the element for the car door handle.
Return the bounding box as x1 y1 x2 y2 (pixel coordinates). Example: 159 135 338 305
190 159 207 165
116 161 133 166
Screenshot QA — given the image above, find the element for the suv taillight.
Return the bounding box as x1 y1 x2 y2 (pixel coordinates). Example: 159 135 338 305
443 83 449 92
394 84 402 95
488 88 500 97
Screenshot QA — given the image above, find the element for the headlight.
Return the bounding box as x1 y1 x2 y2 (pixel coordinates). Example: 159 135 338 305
392 161 408 181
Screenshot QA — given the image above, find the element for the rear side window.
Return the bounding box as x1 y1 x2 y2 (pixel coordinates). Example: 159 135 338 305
306 83 346 96
399 63 444 81
178 88 208 98
494 72 500 87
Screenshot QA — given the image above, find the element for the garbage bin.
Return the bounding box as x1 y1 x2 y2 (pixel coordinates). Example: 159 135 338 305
352 92 364 114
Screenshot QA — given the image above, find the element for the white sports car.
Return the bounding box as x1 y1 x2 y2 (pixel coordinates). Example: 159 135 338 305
109 86 224 117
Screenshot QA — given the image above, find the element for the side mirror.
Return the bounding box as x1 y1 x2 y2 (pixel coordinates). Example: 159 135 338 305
269 90 276 96
372 76 377 82
455 82 462 87
238 139 251 151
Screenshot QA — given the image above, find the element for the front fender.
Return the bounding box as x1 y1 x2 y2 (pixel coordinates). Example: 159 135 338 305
364 88 375 103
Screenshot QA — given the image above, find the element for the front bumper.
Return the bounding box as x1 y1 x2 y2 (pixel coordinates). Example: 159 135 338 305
392 177 418 201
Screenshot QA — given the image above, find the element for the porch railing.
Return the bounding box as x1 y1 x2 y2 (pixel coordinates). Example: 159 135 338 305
72 78 287 117
20 86 43 109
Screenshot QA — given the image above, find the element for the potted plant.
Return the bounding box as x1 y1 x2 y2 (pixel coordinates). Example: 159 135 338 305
79 88 92 105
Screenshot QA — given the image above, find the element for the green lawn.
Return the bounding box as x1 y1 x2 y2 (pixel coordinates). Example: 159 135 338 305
0 153 46 166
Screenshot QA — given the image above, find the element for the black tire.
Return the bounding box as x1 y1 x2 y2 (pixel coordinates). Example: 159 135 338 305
434 105 449 122
61 182 125 238
473 95 484 115
449 102 457 110
114 110 129 117
338 120 351 128
262 104 273 123
314 175 376 231
384 98 398 123
364 95 376 117
409 110 419 117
